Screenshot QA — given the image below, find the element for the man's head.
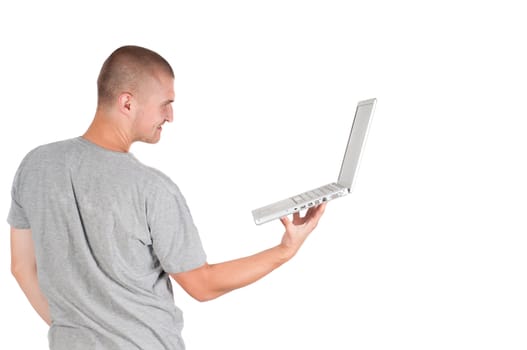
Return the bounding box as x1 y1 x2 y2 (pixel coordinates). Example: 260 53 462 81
96 45 175 144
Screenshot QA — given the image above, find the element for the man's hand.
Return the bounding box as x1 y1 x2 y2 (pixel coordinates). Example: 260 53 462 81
279 202 327 259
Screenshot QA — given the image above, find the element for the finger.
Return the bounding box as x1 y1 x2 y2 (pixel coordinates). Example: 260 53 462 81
305 202 324 217
314 202 327 219
280 215 291 229
306 202 327 223
316 202 327 216
292 211 302 225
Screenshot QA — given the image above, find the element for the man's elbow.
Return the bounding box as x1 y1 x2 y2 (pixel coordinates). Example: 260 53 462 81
195 292 220 303
11 264 23 282
171 264 224 302
185 287 222 303
11 263 23 280
177 281 223 302
11 261 34 282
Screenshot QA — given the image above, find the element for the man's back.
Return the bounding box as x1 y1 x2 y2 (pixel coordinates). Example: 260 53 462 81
8 137 206 349
9 45 327 349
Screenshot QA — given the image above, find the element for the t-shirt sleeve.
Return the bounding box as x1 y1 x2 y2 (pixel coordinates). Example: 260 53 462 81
7 157 31 229
146 181 206 274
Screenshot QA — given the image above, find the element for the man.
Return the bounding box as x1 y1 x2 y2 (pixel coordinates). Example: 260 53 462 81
8 45 326 349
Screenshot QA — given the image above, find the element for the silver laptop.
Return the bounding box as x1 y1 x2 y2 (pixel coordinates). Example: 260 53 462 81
252 98 376 225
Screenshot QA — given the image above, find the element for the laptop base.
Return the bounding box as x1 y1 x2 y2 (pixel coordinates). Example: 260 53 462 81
252 182 348 225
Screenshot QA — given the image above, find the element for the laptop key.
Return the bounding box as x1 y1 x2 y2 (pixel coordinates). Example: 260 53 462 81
292 195 304 204
314 189 324 197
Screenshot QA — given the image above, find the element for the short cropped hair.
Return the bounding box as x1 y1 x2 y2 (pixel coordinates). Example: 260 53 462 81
97 45 174 107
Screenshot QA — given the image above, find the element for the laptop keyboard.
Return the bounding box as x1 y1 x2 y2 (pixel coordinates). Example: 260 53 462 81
292 183 342 204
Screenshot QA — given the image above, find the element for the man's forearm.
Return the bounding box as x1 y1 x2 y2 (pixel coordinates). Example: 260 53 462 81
174 244 294 302
207 244 293 296
13 269 51 325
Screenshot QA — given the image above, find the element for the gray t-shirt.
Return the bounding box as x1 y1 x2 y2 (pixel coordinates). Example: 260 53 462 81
8 136 207 350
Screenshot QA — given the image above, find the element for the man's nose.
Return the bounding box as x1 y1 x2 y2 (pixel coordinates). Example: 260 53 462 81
166 105 174 123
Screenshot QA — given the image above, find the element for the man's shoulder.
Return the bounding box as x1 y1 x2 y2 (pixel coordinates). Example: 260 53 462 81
18 137 79 165
130 161 189 203
30 137 79 153
140 164 181 193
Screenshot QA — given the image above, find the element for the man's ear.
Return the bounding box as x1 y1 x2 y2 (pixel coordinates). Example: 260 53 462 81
117 92 133 115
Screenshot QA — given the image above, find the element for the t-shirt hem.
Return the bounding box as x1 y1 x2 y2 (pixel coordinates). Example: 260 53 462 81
164 255 207 275
6 217 30 230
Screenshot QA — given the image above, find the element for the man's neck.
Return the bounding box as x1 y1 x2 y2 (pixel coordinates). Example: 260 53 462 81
82 113 133 153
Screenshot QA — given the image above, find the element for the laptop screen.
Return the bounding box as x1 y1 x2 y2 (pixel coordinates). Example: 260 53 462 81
337 98 376 189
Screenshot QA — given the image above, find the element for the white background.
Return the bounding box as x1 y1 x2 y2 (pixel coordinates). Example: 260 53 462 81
1 1 526 349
